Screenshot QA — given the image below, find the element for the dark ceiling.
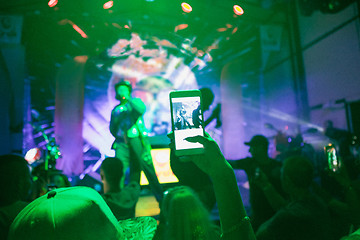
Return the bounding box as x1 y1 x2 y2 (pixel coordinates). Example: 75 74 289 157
1 0 355 110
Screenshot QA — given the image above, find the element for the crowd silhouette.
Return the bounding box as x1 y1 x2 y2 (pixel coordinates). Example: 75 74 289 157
1 88 360 240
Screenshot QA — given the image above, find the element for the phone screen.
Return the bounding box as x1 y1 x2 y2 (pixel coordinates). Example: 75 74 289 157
325 144 340 172
170 91 204 156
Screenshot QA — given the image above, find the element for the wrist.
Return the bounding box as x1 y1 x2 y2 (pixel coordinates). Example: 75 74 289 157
221 216 251 237
209 161 234 180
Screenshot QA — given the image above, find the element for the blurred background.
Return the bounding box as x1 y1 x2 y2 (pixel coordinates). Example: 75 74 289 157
1 0 360 192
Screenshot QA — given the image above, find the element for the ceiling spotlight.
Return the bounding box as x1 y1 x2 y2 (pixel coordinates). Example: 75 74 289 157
25 148 41 164
103 1 113 9
72 24 88 38
232 26 238 34
48 0 58 8
175 23 188 32
181 2 192 13
233 5 244 15
217 27 227 32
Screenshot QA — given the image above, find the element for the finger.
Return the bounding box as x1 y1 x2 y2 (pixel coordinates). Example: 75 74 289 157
167 131 174 139
168 140 175 149
184 135 208 145
167 132 175 148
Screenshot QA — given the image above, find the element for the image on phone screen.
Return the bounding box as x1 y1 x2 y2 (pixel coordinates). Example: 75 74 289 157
171 96 204 152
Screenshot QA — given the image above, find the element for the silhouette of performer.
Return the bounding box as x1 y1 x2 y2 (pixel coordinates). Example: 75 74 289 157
110 80 163 203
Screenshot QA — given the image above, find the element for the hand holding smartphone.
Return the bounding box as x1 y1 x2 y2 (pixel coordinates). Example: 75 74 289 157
170 90 205 156
324 143 341 172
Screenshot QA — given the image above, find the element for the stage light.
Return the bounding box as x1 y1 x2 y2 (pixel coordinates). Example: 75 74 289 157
72 24 88 38
181 2 192 13
233 5 244 15
112 22 122 29
196 50 204 57
25 148 41 164
48 0 58 7
217 27 227 32
232 26 238 34
174 23 188 32
103 1 113 9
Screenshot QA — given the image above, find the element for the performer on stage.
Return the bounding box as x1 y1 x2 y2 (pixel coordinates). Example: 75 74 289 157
109 80 163 203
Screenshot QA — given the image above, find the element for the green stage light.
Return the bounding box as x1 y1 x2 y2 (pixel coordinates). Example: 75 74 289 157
233 5 244 15
48 0 58 8
103 1 113 9
181 2 192 13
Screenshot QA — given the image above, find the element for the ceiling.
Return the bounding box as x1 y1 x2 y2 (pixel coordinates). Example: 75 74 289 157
1 0 288 110
1 0 291 158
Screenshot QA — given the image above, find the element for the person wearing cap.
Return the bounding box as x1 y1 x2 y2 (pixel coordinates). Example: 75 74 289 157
109 80 163 203
228 135 284 231
256 156 332 240
7 186 157 240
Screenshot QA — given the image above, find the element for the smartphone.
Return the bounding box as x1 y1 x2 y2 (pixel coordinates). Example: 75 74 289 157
170 90 205 156
254 167 260 179
324 144 341 172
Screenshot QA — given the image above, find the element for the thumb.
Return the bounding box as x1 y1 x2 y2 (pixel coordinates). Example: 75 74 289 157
184 135 208 145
